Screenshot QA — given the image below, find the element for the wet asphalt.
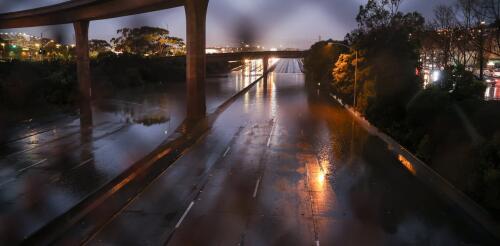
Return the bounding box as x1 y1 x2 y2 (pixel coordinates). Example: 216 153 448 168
84 59 497 246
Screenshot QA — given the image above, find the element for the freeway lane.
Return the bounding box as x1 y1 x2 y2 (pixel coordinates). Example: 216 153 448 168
83 59 496 246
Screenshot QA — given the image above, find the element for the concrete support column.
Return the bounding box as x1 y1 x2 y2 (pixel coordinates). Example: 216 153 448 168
263 56 269 73
185 0 209 120
263 56 269 84
73 20 92 128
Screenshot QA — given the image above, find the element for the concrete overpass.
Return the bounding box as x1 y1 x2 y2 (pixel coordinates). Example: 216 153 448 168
208 50 306 72
0 0 306 122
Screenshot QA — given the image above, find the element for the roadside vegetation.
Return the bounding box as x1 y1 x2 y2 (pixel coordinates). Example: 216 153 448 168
0 26 237 125
304 0 500 217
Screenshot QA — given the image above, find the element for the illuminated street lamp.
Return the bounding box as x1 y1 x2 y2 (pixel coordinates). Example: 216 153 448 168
329 42 359 108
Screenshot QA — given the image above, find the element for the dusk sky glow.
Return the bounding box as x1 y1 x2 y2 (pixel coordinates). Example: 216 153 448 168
1 0 453 48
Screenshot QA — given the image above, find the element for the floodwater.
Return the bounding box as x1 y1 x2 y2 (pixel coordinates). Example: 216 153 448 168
85 59 497 246
0 60 264 243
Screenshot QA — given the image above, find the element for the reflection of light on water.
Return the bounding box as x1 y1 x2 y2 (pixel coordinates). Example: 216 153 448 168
485 82 500 100
269 57 280 66
317 170 326 185
243 59 263 77
29 134 38 145
244 91 250 112
398 154 416 175
269 74 277 117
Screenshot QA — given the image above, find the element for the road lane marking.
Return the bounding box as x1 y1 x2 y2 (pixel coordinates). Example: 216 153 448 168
175 201 195 229
223 147 231 157
267 119 277 147
253 177 261 198
316 240 320 246
18 159 47 173
0 178 16 188
71 157 94 170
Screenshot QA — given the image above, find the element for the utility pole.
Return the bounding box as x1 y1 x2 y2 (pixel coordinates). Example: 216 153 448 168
479 21 486 81
354 50 358 108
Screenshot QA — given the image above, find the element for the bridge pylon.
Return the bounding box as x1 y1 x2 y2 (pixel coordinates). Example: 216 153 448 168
74 20 93 128
185 0 209 120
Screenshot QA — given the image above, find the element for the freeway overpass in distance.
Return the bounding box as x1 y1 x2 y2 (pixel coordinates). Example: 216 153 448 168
0 0 308 121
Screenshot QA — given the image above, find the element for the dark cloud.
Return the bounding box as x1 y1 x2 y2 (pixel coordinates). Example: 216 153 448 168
0 0 454 48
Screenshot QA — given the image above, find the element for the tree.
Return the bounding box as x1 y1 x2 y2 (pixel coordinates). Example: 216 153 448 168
332 53 355 96
428 0 500 78
89 39 111 58
303 39 348 85
340 0 424 125
431 5 456 68
111 26 185 57
0 36 5 59
438 65 486 101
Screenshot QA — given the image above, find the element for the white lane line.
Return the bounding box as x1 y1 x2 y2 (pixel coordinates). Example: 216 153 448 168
175 201 195 229
0 178 16 188
18 159 47 173
71 158 94 170
267 119 277 147
253 177 261 198
223 147 231 157
316 240 320 246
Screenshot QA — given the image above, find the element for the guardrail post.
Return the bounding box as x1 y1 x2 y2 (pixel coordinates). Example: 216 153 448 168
73 20 92 128
185 0 209 120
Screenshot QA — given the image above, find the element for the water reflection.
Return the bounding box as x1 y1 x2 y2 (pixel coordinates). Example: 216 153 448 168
300 77 494 244
485 79 500 100
0 61 262 244
95 99 169 126
398 154 416 175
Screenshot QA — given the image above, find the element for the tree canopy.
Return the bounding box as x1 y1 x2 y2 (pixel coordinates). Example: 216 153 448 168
111 26 185 57
89 39 111 58
303 39 348 84
338 0 424 125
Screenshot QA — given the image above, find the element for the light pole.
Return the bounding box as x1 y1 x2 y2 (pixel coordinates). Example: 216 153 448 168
328 42 358 108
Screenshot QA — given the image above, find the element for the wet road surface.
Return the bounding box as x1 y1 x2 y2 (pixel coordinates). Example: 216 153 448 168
85 59 497 246
0 60 265 243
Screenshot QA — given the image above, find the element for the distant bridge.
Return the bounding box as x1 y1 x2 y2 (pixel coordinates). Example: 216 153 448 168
0 0 308 121
208 51 306 61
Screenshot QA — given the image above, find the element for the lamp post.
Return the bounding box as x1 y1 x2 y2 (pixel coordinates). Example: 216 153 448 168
479 21 486 81
328 42 359 108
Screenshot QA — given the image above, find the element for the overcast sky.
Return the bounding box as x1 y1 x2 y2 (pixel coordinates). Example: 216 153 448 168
0 0 453 48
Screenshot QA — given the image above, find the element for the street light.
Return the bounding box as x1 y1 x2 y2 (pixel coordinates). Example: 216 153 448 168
328 42 359 108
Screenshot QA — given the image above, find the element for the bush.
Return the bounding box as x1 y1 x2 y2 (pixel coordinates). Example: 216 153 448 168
43 63 78 106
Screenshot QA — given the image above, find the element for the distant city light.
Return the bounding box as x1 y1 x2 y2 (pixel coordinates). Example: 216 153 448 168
205 48 219 54
270 48 278 51
432 70 440 82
